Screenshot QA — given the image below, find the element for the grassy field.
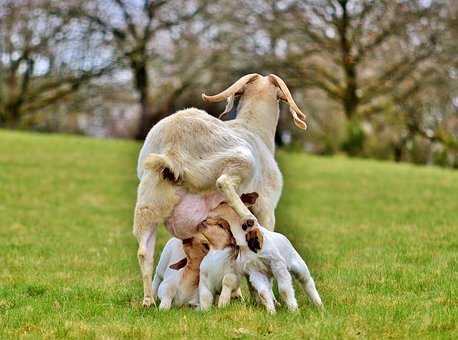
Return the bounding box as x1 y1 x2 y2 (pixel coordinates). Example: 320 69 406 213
0 130 457 339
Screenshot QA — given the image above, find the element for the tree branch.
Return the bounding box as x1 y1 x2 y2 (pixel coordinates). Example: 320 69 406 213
360 47 435 105
143 0 168 40
155 2 207 32
113 0 139 39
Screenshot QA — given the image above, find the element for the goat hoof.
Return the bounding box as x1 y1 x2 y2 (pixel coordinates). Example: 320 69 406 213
142 297 154 308
242 219 255 231
246 228 263 253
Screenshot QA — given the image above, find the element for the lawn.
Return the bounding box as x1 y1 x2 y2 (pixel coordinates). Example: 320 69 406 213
0 130 457 339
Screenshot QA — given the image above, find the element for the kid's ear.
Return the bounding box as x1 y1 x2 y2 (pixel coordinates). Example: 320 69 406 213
240 192 259 206
182 238 193 245
169 257 187 270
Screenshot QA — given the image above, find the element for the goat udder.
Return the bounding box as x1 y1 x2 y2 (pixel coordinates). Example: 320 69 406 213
165 192 225 239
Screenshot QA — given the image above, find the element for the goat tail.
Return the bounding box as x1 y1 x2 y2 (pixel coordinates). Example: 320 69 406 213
144 153 181 183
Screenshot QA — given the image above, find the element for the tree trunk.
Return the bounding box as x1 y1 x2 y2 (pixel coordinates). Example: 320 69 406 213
394 144 403 162
4 99 22 128
338 0 364 155
132 58 160 140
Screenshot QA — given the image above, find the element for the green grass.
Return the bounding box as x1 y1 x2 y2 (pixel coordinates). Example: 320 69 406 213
0 130 457 339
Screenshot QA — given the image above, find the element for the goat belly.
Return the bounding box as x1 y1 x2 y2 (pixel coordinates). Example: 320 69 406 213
165 192 225 239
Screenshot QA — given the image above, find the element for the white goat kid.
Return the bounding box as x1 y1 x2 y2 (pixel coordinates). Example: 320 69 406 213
134 74 307 306
200 194 323 314
197 218 241 311
152 237 209 310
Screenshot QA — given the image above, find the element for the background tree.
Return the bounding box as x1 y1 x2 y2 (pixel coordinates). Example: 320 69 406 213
64 0 208 139
0 0 456 167
0 0 112 127
276 0 449 154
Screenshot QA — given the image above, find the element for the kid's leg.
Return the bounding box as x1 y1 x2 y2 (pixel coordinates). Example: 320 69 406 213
199 282 214 311
218 273 239 308
157 282 177 310
291 258 323 308
231 287 243 300
248 271 276 314
271 261 298 311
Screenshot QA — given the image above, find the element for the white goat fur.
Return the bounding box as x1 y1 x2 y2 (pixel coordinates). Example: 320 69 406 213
199 247 241 310
133 74 307 306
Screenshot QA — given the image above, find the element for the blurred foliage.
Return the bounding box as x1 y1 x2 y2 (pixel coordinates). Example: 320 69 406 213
0 0 456 167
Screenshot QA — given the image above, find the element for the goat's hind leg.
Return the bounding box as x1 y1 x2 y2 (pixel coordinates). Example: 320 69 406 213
248 271 276 314
135 226 157 307
291 258 323 308
133 172 179 307
215 155 257 231
271 261 298 312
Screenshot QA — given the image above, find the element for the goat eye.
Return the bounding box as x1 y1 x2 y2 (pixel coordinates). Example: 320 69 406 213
218 223 225 229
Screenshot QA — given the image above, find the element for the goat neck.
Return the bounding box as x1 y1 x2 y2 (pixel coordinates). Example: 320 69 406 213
235 77 280 152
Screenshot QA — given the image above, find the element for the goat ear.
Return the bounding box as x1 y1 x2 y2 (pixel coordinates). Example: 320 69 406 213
169 257 187 270
218 95 235 120
240 192 259 206
268 74 307 130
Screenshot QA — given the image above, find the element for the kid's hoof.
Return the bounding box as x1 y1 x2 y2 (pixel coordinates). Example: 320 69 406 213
242 218 255 231
246 228 263 253
287 303 299 312
266 307 276 315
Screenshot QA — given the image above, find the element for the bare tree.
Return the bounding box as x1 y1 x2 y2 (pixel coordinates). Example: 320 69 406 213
0 0 112 127
63 0 208 139
1 0 455 167
277 0 448 154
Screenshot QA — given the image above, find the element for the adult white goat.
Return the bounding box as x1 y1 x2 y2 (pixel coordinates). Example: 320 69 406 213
134 74 307 306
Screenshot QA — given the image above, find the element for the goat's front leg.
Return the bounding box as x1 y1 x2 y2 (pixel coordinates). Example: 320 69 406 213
218 273 239 308
216 173 257 231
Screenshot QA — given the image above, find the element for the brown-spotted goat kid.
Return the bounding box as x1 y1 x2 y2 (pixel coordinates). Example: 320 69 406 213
199 193 323 314
151 237 209 310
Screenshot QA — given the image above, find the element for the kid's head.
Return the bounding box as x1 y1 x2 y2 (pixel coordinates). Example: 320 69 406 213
183 237 210 260
169 237 209 270
198 217 236 250
200 192 263 252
